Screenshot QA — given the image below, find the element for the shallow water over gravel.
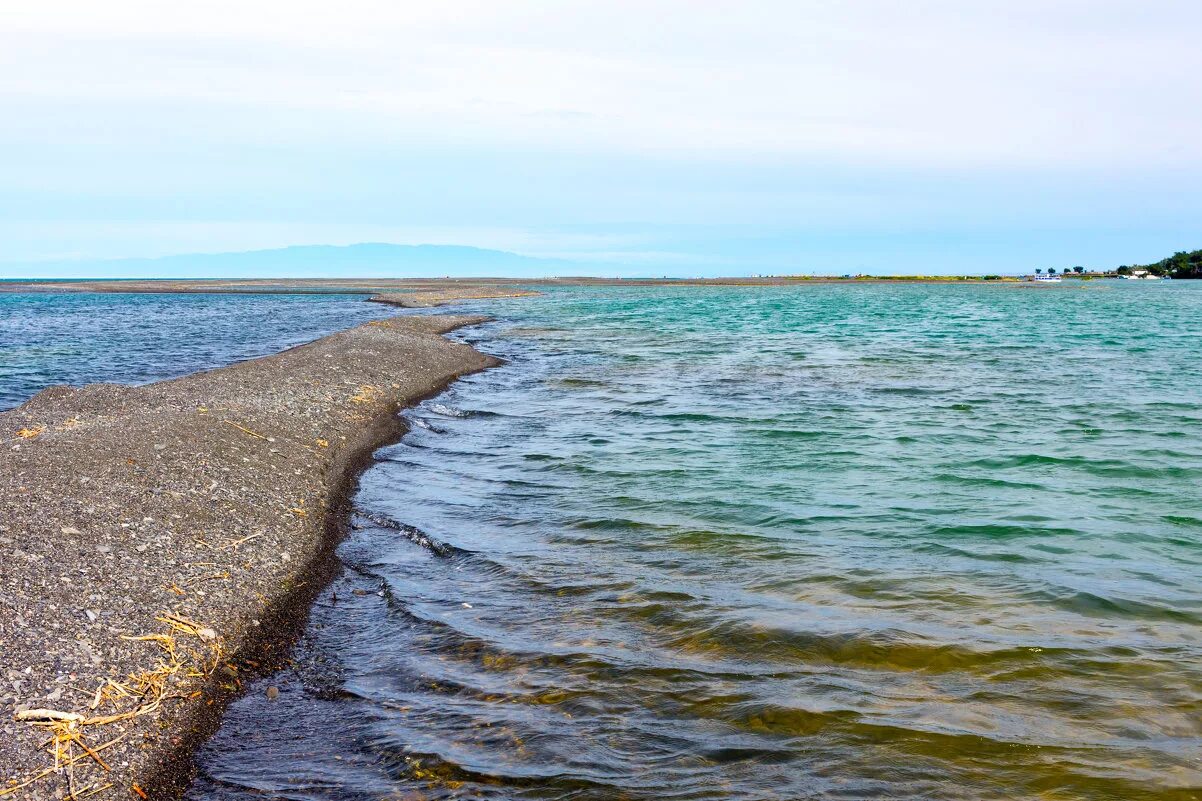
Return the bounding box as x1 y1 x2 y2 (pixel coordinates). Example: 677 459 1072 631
177 282 1199 799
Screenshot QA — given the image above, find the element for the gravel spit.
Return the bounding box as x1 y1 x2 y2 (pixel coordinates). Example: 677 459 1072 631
0 308 505 799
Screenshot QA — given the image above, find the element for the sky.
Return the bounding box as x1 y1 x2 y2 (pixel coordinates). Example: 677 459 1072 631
3 0 1202 277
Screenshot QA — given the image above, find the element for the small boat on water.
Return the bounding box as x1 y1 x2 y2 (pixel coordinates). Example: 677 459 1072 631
1120 270 1162 280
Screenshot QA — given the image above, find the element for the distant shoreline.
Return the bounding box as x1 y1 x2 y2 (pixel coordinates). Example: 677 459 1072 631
0 275 1153 296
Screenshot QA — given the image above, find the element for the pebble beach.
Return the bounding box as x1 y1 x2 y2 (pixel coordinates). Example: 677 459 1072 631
0 292 525 799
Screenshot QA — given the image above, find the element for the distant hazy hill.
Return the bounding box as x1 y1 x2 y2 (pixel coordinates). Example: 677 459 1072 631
6 243 586 279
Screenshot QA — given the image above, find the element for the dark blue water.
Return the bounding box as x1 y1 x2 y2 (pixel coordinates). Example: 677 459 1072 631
182 282 1202 801
0 292 390 409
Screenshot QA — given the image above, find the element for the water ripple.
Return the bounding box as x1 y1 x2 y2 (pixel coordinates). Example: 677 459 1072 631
190 283 1202 800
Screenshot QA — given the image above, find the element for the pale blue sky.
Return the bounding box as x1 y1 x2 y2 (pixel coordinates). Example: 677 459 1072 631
3 1 1202 277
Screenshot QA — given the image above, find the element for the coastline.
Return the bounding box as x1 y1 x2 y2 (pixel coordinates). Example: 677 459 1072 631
0 276 1077 298
0 296 514 799
369 287 540 308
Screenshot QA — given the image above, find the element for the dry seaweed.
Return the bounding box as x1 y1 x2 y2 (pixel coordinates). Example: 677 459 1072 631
2 614 222 799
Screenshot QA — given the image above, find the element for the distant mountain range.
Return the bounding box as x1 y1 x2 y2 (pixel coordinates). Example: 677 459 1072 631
3 243 595 279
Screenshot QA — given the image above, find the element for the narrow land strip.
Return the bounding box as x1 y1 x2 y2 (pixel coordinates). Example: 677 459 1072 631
0 275 1043 298
0 307 504 799
370 287 540 307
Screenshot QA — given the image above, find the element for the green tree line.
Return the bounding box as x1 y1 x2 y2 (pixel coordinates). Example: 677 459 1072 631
1114 249 1202 278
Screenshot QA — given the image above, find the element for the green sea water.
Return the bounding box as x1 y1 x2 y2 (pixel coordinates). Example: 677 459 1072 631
189 282 1202 800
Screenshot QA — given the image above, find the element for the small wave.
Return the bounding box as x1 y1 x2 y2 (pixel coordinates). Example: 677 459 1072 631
925 523 1083 540
931 473 1045 490
871 386 944 396
426 402 471 417
553 377 611 388
408 417 447 433
664 620 1068 674
1039 589 1199 624
916 541 1039 563
966 453 1202 480
355 511 466 557
749 427 827 440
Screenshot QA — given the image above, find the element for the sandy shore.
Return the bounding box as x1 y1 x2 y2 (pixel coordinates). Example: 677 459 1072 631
0 300 508 798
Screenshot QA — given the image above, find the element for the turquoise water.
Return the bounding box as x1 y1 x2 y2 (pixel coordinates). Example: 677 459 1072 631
182 282 1202 800
0 292 390 410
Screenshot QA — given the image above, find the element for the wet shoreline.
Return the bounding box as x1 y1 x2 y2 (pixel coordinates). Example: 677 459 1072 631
0 293 520 799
